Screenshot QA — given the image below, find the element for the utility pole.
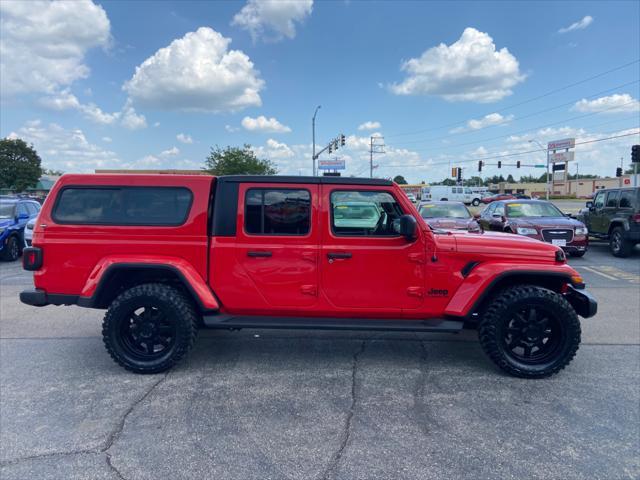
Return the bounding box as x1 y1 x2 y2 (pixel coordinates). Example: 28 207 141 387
369 135 385 178
620 156 624 187
312 105 321 176
529 139 550 200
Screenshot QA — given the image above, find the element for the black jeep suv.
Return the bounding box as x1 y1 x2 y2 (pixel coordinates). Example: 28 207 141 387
578 187 640 257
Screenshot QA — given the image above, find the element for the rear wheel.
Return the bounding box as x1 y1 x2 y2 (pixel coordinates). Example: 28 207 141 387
472 198 481 207
102 283 198 374
1 236 20 261
478 285 581 378
609 227 633 257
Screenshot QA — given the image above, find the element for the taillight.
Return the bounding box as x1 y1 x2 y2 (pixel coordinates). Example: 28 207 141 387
23 247 43 271
632 213 640 223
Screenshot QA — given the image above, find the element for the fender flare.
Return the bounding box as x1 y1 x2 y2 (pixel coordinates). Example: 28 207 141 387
81 256 219 311
444 265 574 318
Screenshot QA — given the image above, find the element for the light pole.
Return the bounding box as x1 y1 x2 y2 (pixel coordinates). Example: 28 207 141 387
312 105 321 176
529 139 550 200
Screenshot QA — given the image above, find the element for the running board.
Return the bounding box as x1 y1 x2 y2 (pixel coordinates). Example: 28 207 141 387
202 315 463 333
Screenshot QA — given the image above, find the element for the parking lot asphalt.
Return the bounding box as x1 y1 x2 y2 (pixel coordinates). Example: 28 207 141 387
1 243 639 480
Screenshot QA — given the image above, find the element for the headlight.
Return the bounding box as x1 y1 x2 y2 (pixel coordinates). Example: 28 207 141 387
575 227 588 236
516 227 538 235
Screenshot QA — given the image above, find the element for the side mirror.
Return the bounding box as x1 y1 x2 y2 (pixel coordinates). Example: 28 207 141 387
395 214 417 240
585 201 594 209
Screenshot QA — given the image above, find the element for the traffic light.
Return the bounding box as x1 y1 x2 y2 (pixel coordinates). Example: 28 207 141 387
335 140 339 151
497 161 501 169
616 167 623 177
633 144 639 163
516 161 521 169
328 143 332 154
451 167 457 178
478 161 483 172
457 168 462 182
340 134 346 147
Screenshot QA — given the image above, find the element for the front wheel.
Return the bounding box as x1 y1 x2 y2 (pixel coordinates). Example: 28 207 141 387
102 283 198 373
609 227 633 257
472 198 481 206
1 236 20 261
478 285 581 378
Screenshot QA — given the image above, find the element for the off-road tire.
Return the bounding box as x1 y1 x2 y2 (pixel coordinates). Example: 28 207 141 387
609 227 633 257
102 283 198 374
1 235 20 261
478 285 581 378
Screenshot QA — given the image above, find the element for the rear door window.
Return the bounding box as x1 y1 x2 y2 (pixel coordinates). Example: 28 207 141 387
619 190 637 209
53 187 193 225
244 188 310 235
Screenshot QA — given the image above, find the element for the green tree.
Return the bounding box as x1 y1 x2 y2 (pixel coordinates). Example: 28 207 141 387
393 175 408 184
506 174 515 183
204 145 277 175
0 138 42 192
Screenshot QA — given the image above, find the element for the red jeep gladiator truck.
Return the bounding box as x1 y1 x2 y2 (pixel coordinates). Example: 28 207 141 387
20 174 597 377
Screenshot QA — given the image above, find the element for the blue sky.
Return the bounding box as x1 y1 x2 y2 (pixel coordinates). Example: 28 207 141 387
1 0 639 183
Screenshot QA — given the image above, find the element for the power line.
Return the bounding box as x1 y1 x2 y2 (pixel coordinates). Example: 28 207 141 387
390 79 639 148
379 130 640 169
385 58 640 139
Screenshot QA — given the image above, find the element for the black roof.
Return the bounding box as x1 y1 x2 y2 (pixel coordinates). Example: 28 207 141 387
217 175 392 186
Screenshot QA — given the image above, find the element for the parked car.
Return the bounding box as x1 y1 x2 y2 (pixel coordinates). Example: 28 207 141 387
578 187 640 257
418 201 480 231
24 217 37 246
478 199 589 257
514 193 531 199
0 196 41 261
481 193 515 204
421 186 482 206
20 174 596 378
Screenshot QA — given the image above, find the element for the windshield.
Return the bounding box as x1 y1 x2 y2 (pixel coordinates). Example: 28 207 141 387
506 202 563 218
0 203 16 219
420 203 470 219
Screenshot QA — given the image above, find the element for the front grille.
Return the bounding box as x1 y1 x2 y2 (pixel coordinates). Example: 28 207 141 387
541 228 574 243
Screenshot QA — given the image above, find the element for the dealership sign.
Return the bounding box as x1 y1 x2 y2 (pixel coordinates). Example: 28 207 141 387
318 159 346 170
549 151 575 163
548 138 575 151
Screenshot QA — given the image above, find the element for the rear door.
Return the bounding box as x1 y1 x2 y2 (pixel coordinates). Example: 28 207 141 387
320 185 425 313
233 183 319 308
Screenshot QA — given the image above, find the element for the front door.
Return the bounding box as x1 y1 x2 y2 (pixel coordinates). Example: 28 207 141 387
320 186 426 314
234 183 319 308
588 190 607 233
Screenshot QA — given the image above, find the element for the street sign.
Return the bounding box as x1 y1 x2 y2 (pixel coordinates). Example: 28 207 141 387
534 164 546 168
318 159 346 170
552 163 566 172
548 138 575 150
549 151 575 163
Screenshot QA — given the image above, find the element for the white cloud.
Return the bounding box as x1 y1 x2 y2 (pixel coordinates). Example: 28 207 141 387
232 0 313 42
241 115 291 133
358 121 382 131
558 16 594 34
39 91 146 129
123 27 264 113
176 133 193 144
572 94 639 114
160 146 180 157
102 136 112 143
119 101 147 130
450 112 514 133
225 125 240 133
0 0 110 96
390 27 525 103
8 120 120 172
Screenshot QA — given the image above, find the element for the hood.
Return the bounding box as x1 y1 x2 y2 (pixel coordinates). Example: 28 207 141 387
437 229 560 259
426 217 475 230
508 216 585 229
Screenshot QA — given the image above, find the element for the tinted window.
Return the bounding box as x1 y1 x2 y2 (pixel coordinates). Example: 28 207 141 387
245 189 310 235
53 187 193 225
605 191 619 208
331 190 403 236
619 190 636 209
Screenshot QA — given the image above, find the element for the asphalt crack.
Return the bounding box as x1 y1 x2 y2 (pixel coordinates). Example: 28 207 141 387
1 373 168 479
319 340 366 480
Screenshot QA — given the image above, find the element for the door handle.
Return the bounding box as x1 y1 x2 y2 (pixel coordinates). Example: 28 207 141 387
327 252 352 260
247 251 272 258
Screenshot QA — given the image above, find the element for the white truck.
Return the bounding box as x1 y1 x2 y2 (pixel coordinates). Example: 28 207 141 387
421 186 482 206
